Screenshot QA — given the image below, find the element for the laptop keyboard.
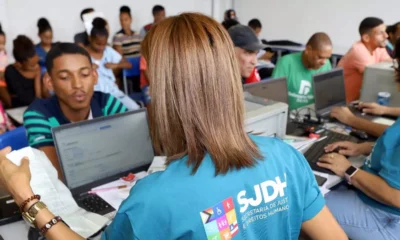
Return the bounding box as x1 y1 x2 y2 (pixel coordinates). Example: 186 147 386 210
77 194 114 215
304 131 357 174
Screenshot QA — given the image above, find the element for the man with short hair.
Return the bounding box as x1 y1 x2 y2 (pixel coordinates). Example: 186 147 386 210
74 8 95 47
140 5 166 37
228 25 266 84
23 43 127 178
272 32 333 110
338 17 391 103
248 18 262 37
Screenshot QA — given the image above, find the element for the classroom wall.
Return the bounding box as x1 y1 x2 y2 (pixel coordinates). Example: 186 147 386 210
0 0 213 58
234 0 400 50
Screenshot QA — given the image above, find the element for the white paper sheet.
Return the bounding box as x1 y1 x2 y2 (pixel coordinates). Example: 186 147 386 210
6 147 109 238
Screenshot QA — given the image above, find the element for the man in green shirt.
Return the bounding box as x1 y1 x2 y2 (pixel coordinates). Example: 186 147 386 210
272 33 333 110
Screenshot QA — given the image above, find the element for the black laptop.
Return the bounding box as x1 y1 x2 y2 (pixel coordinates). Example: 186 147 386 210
313 68 375 120
52 109 154 217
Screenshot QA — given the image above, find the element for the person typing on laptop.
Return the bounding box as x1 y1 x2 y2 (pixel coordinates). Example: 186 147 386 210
317 41 400 240
272 32 333 110
23 43 127 179
0 13 346 240
329 101 400 137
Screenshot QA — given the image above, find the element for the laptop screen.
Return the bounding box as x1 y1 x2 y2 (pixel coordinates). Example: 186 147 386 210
243 77 289 103
52 109 154 190
313 68 346 113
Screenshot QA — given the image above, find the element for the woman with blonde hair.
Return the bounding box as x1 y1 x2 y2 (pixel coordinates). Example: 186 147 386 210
0 13 346 240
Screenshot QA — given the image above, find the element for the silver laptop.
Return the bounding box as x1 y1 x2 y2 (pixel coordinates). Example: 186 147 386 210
243 77 289 104
52 109 154 216
360 62 397 107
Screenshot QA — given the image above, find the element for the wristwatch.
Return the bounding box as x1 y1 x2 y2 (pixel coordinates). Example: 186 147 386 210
345 166 359 185
22 201 48 227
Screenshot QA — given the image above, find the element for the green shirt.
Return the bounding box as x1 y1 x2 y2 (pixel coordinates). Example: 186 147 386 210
272 52 332 110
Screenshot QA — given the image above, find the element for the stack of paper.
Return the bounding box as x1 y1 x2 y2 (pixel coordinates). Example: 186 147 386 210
283 136 317 153
147 156 167 174
7 147 109 238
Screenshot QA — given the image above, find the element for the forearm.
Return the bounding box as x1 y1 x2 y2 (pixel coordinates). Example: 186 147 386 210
383 106 400 117
118 60 132 69
352 169 400 208
348 116 388 137
34 75 42 98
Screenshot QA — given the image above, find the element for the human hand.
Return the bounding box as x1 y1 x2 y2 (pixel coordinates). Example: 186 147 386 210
330 107 356 125
104 63 118 70
324 141 368 157
359 102 387 116
0 147 34 206
318 152 351 177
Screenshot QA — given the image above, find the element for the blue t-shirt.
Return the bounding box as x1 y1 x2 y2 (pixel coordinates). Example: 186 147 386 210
23 92 127 148
358 117 400 215
35 44 47 68
103 136 325 240
92 46 122 94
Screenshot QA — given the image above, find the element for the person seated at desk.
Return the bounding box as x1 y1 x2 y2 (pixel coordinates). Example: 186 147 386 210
0 13 347 240
74 8 94 47
338 17 392 103
5 35 41 108
330 102 400 137
272 32 332 110
86 18 139 110
318 42 400 239
0 24 11 108
228 25 265 84
23 43 127 179
35 18 54 69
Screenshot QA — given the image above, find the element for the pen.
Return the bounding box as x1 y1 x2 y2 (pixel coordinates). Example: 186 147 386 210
88 185 128 194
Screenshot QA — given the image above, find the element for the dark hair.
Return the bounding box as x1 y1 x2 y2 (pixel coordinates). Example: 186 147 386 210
45 42 92 73
152 5 165 16
222 19 239 30
37 18 52 35
224 9 236 20
0 23 4 36
359 17 384 36
12 35 36 63
120 5 131 17
80 8 94 21
90 17 108 38
248 18 262 30
307 32 332 50
387 24 395 35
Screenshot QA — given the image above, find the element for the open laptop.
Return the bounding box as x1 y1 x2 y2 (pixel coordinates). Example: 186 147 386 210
313 68 374 120
360 62 398 107
52 109 154 217
244 77 289 104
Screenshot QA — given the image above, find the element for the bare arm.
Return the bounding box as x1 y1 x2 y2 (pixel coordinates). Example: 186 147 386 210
380 106 400 117
301 206 347 240
0 87 11 108
352 170 400 208
118 58 132 70
346 116 389 138
34 70 42 98
39 146 63 180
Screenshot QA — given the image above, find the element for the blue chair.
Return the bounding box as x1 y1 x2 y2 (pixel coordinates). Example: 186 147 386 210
0 126 29 150
123 57 141 95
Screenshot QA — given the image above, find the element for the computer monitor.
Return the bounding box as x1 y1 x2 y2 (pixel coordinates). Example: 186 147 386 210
313 68 346 116
52 109 154 194
360 62 397 107
243 77 289 103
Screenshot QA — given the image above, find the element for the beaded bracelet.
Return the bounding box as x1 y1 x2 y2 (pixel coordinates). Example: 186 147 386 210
40 216 63 235
20 194 40 213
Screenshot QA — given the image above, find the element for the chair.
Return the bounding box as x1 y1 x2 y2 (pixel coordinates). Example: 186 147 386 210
0 126 28 150
123 57 141 95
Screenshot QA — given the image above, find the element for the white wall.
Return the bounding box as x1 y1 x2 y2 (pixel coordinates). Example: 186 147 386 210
0 0 213 57
234 0 400 50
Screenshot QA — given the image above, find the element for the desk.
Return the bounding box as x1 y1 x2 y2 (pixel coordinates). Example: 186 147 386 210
6 106 27 125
